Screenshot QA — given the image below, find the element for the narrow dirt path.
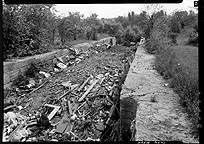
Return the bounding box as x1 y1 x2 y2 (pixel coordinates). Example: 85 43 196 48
120 45 198 143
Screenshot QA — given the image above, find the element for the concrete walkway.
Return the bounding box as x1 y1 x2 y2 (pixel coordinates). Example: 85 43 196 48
120 45 198 143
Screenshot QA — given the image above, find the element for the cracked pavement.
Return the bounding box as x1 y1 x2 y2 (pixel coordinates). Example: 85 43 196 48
120 45 198 143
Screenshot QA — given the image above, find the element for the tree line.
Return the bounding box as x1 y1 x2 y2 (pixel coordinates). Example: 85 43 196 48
3 3 198 60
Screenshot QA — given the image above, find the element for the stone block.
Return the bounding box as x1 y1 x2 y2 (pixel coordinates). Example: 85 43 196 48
3 62 16 73
9 69 20 81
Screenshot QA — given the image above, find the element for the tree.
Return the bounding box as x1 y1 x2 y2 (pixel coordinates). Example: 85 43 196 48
58 17 68 45
138 4 164 38
115 28 124 45
145 15 170 54
58 12 83 45
115 16 130 28
128 11 135 28
121 26 142 46
174 10 188 29
134 11 148 32
168 12 181 44
22 4 56 47
66 12 84 40
84 13 101 40
3 3 57 60
185 10 198 27
103 22 123 37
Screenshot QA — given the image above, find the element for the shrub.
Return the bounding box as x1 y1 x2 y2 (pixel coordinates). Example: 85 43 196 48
169 32 178 44
155 47 200 138
193 22 198 33
3 4 57 61
115 29 124 45
121 26 142 47
187 32 198 47
144 35 166 54
144 16 170 54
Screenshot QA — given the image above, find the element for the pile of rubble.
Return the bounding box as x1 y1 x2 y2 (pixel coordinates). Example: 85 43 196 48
3 42 136 142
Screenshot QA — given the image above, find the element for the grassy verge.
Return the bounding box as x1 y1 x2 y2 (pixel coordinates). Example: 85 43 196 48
154 45 200 138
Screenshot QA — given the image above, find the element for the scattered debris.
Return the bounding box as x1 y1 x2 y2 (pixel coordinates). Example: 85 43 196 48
78 79 99 102
164 83 169 87
61 80 72 88
130 42 136 46
54 113 70 134
39 71 51 78
56 56 64 63
56 62 67 70
44 104 61 120
4 42 135 142
78 76 91 92
26 78 36 88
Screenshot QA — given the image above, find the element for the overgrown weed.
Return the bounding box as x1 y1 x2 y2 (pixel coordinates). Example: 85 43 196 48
155 47 200 138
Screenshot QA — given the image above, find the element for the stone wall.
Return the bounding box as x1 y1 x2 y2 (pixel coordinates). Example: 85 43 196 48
3 37 116 89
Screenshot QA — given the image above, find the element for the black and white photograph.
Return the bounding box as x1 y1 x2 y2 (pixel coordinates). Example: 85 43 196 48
2 0 199 142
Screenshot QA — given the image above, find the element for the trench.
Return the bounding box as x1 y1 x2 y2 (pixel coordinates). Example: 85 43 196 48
119 60 138 141
3 38 140 142
99 46 138 141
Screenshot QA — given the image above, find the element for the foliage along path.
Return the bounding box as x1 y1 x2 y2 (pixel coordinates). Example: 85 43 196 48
120 44 198 143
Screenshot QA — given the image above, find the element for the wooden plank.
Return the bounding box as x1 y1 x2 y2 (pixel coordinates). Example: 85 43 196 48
72 103 79 113
44 104 61 120
78 79 99 102
56 89 72 102
67 101 72 115
4 105 17 111
7 120 26 141
77 101 86 110
54 114 70 134
78 76 91 92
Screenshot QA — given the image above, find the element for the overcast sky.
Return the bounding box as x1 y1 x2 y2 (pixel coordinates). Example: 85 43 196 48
54 0 197 18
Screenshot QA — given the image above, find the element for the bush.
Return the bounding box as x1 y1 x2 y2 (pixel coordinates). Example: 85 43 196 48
115 29 124 45
155 48 200 138
3 4 57 61
144 35 166 54
187 32 198 47
121 26 142 47
144 16 170 54
169 32 178 44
